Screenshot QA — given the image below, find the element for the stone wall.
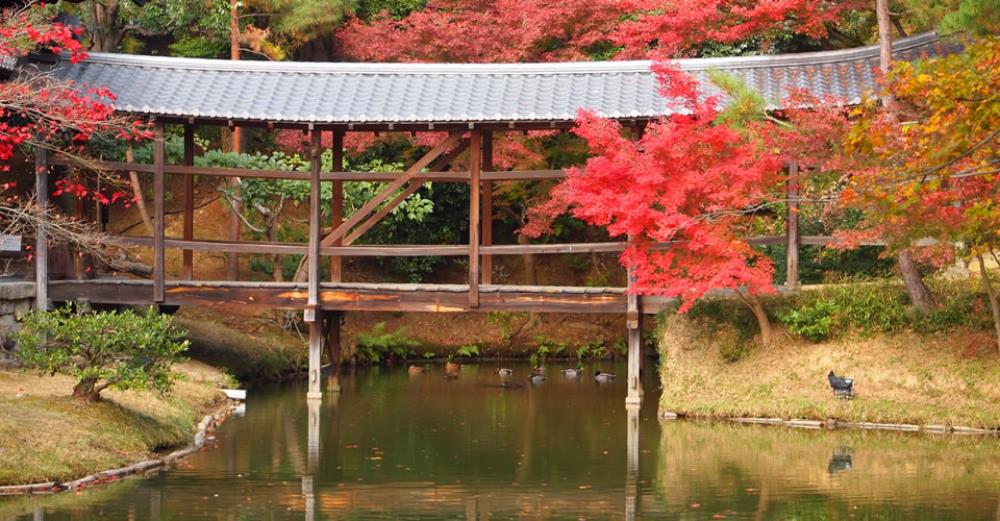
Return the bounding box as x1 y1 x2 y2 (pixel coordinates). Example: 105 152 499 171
0 281 34 359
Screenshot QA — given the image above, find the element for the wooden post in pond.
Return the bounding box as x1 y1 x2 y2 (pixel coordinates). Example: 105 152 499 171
625 402 640 521
330 130 345 282
34 147 49 310
306 129 323 400
469 130 482 308
626 270 642 405
481 131 493 285
182 124 195 280
325 311 342 393
786 161 800 289
153 122 166 303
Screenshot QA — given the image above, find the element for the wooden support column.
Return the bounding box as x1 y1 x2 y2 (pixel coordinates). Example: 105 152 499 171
625 401 641 521
468 131 482 308
153 122 166 303
34 147 49 310
625 271 642 406
481 131 493 285
182 124 195 280
325 311 342 393
306 129 323 400
786 161 800 290
330 130 345 282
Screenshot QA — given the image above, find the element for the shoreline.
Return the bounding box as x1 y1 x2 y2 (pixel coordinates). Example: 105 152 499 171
0 400 237 496
659 411 1000 436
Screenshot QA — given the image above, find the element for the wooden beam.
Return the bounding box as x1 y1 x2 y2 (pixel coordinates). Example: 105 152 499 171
339 138 470 245
481 131 493 285
330 130 344 282
320 131 462 247
343 182 423 246
306 130 323 317
182 124 195 280
34 147 48 310
153 122 166 302
786 162 800 289
469 131 482 308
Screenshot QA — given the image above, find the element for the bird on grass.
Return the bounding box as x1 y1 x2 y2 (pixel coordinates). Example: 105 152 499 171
827 370 854 398
594 371 615 383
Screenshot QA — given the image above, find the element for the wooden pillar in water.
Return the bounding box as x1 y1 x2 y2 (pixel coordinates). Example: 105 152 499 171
306 129 323 400
34 147 48 310
152 122 166 303
626 272 643 405
481 131 493 285
785 161 800 289
182 124 195 280
330 130 345 282
468 131 482 308
325 311 342 393
624 402 640 521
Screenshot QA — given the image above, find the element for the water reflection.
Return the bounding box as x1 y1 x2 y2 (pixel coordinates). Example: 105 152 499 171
2 362 998 521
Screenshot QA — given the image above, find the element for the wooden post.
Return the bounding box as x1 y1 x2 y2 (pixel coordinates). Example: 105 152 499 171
625 271 642 405
786 161 800 290
325 311 342 393
481 131 493 285
182 124 195 280
468 131 482 308
153 122 165 303
34 147 49 310
306 130 323 400
330 130 345 282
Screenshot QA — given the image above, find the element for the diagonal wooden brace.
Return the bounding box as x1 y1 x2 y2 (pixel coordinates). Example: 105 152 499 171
321 131 463 248
342 138 470 246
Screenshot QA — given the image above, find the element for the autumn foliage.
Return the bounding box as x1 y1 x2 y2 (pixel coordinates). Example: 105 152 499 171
524 65 785 342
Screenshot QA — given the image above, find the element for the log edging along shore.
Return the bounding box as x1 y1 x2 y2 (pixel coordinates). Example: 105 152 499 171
660 411 1000 435
0 401 238 496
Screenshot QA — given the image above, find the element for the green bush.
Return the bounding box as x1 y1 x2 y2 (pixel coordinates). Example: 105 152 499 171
777 300 838 342
355 322 419 364
15 306 189 401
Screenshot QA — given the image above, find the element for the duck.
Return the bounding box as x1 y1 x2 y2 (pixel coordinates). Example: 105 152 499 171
594 371 615 383
562 362 583 378
497 368 513 377
408 365 425 375
528 372 546 384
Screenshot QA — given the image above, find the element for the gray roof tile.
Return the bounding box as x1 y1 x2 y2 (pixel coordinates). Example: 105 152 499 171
49 33 951 125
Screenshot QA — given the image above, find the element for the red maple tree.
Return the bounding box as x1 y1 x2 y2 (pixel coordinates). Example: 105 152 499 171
1 5 148 255
524 64 785 343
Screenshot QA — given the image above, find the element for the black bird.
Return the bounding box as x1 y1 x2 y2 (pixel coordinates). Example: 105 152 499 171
827 371 854 398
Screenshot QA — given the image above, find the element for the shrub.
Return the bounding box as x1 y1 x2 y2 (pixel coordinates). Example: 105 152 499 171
355 322 419 364
456 344 480 358
15 306 189 401
777 300 838 342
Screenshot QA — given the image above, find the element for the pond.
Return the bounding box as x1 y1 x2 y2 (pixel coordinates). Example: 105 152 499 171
2 361 999 520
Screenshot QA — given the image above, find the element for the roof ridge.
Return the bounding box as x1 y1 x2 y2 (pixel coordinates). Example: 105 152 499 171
72 32 939 76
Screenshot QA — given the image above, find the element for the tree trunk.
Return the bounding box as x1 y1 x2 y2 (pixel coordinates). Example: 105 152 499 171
126 147 155 236
898 249 937 314
72 377 101 401
875 0 898 112
517 233 536 285
741 291 772 346
975 253 1000 354
87 0 124 52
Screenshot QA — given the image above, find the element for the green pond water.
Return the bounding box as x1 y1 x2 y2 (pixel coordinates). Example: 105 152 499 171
3 361 999 520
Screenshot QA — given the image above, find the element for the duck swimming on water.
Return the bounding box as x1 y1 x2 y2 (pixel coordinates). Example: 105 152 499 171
562 362 584 378
497 368 513 377
594 371 615 383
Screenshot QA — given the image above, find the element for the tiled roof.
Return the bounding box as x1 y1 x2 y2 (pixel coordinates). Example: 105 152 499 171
49 33 950 126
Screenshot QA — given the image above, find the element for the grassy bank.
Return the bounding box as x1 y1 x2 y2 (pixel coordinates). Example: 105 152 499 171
0 361 229 486
658 280 1000 428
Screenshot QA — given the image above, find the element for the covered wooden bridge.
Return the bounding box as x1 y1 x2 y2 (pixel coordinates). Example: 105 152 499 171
34 33 946 402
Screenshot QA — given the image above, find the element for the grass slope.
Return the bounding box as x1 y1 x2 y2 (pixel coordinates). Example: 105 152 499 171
0 361 228 486
659 314 1000 428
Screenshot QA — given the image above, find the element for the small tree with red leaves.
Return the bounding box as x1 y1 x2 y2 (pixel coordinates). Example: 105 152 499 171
524 65 786 344
1 4 148 266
